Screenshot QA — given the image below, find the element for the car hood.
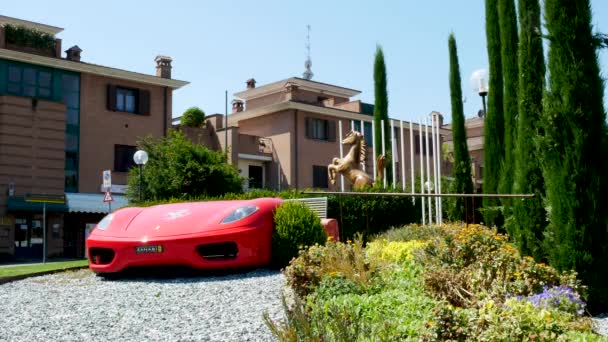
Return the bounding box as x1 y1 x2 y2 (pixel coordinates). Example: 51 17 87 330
96 199 281 238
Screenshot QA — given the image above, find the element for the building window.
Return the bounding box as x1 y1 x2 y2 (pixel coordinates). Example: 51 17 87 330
312 119 327 140
313 165 329 189
116 87 137 113
114 145 138 172
107 84 150 115
6 64 53 100
306 117 336 141
61 72 81 193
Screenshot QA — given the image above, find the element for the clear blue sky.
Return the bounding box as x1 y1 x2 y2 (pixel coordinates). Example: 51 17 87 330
4 1 608 124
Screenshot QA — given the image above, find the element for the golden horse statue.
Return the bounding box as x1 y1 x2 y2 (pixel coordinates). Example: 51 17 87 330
328 131 386 190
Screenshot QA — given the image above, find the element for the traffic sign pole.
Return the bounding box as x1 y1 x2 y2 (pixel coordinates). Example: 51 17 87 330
43 202 46 264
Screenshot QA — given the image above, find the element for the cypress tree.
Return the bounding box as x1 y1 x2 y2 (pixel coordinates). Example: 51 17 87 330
510 0 546 260
542 0 608 310
373 45 392 184
482 0 505 226
497 0 519 203
447 34 473 222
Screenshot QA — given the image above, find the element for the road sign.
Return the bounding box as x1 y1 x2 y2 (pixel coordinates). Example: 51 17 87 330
103 190 114 203
103 170 112 189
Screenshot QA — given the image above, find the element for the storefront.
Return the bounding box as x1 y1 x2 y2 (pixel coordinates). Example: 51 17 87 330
1 193 128 260
6 197 67 259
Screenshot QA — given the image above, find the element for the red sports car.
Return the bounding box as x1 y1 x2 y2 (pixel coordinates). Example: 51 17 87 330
86 197 283 274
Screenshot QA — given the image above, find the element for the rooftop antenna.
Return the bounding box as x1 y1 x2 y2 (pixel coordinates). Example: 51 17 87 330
303 24 314 80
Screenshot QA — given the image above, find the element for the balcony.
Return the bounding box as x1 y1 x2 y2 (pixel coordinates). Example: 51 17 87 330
0 24 62 58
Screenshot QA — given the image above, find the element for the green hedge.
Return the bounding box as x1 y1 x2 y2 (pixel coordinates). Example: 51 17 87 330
4 24 55 51
272 201 326 268
327 186 420 241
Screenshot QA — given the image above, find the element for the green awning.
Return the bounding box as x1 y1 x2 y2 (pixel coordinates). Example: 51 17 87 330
6 197 68 213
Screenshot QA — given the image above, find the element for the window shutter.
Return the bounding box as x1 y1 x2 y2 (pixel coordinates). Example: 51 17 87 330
138 89 151 115
107 84 117 111
327 120 336 142
305 117 312 138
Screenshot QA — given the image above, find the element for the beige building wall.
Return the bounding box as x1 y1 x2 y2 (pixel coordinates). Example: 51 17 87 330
0 95 66 208
0 95 67 255
297 111 345 190
238 110 294 188
246 93 286 110
234 110 442 190
78 73 171 193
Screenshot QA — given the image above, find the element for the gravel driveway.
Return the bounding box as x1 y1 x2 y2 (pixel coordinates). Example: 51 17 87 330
0 268 285 342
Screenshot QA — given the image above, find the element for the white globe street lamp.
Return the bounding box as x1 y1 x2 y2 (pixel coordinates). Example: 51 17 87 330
470 69 489 117
133 150 148 202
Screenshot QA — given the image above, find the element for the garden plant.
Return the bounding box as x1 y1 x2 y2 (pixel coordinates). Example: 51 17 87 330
266 223 604 341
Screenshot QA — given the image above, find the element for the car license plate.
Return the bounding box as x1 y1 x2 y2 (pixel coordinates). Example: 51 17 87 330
135 245 163 254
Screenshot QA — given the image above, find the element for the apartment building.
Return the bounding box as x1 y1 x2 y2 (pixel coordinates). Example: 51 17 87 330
178 77 449 191
0 16 188 259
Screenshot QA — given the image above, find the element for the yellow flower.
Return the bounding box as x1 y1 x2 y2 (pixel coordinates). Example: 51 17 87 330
426 321 434 327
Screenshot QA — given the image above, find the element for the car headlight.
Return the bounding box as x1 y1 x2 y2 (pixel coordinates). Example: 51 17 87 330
96 213 114 231
221 205 259 224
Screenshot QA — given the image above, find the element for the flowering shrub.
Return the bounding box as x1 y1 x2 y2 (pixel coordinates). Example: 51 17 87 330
284 237 379 297
269 223 601 341
366 240 427 264
424 298 594 341
516 286 587 316
474 298 593 341
376 224 446 242
423 303 475 341
422 224 582 307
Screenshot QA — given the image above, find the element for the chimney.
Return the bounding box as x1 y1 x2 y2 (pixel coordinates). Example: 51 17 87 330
232 99 244 113
155 55 173 79
65 45 82 62
284 81 299 101
432 112 444 127
246 78 256 89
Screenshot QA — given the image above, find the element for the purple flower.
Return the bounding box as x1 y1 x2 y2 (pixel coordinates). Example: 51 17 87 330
512 286 586 315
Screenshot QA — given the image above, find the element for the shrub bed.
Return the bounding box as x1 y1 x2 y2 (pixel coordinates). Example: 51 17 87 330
266 223 604 341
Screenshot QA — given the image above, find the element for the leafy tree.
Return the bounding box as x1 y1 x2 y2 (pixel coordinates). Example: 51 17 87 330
497 0 519 204
127 130 242 202
373 45 392 185
482 0 505 227
542 0 608 311
447 34 473 222
510 0 546 260
180 106 206 127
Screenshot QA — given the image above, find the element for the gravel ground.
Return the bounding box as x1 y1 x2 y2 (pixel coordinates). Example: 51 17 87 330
2 268 606 341
0 268 285 342
594 313 608 337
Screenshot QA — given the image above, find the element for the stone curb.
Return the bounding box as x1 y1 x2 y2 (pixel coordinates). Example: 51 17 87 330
0 265 90 285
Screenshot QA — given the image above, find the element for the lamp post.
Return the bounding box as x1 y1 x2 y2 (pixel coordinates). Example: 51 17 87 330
470 69 489 117
133 150 148 202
